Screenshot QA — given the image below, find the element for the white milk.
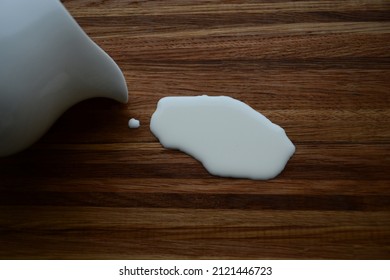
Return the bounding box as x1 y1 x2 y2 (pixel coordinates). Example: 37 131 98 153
150 95 295 180
128 118 140 129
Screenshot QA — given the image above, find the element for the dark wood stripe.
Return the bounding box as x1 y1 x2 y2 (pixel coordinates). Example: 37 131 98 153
118 58 390 70
75 11 390 29
1 143 389 180
2 230 390 259
0 192 389 211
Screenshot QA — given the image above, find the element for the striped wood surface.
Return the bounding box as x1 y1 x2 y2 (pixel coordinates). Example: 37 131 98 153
1 0 390 259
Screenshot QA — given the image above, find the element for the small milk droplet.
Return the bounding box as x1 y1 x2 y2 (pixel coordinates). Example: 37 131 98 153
128 118 140 129
150 95 295 180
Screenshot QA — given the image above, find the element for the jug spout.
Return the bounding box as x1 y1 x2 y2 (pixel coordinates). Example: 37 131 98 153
98 64 129 104
79 46 129 104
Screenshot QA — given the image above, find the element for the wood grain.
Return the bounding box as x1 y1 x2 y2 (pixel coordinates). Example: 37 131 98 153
1 0 390 259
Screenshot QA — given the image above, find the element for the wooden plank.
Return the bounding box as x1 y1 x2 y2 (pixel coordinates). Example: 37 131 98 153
1 208 389 259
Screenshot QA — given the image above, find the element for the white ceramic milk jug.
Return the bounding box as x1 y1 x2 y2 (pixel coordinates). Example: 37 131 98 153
0 0 128 157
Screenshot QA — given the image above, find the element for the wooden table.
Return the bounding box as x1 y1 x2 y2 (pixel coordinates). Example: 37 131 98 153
1 0 389 259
